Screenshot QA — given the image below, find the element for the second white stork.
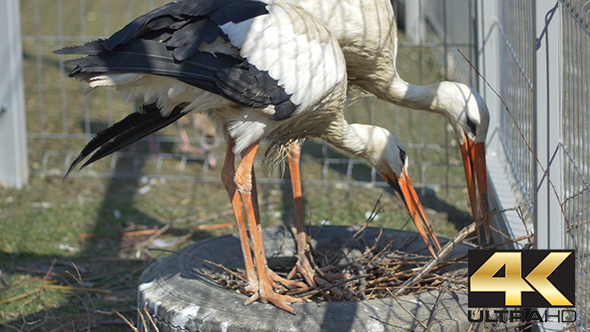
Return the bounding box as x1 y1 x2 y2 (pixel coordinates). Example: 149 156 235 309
57 0 438 314
279 0 491 235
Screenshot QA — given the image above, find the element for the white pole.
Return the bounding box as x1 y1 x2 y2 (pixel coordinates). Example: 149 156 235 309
534 1 565 331
478 1 530 248
0 0 28 188
533 0 563 251
405 0 424 43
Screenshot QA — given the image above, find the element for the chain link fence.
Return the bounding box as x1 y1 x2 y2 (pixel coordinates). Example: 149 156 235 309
480 1 589 330
561 0 590 329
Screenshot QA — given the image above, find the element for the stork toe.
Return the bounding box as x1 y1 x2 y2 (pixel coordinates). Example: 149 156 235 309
244 290 304 315
267 268 307 289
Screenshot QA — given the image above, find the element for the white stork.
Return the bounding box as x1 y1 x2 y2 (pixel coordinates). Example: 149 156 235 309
57 0 439 314
285 0 491 235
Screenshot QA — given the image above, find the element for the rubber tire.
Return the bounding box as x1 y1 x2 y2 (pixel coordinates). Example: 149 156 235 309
138 226 474 332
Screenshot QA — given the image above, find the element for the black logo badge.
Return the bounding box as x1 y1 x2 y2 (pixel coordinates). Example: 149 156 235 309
468 250 575 308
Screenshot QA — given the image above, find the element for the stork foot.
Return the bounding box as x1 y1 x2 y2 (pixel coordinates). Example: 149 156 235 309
287 254 317 288
244 289 304 315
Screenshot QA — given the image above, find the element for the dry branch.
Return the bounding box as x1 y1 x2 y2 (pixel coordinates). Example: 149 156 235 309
393 210 497 296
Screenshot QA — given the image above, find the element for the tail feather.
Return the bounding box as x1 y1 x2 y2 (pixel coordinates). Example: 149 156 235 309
64 104 187 180
54 40 107 55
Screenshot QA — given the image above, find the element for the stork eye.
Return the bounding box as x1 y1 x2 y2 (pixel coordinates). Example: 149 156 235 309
399 148 406 164
466 117 477 136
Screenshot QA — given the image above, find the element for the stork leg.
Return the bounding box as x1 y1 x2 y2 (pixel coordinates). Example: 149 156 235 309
286 144 317 287
236 141 303 314
221 137 258 292
250 168 307 289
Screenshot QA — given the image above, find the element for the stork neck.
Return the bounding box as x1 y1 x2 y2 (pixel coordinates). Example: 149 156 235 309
385 78 447 116
325 117 380 167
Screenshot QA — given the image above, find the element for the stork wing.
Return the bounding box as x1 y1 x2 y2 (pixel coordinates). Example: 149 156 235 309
55 0 297 119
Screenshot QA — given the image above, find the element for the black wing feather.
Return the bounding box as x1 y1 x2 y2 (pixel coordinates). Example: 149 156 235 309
64 104 186 179
79 106 186 169
209 1 269 25
54 40 107 55
145 16 186 31
102 2 179 50
178 0 243 17
167 20 220 61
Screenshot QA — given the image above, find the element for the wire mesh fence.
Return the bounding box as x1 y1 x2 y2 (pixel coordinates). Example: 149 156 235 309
481 0 589 329
561 0 590 329
20 0 477 204
496 0 535 217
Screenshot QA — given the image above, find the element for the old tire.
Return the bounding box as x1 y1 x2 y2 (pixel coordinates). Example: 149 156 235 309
138 226 474 332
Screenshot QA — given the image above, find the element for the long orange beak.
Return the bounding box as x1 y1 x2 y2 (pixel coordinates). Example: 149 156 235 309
381 170 441 257
459 137 490 241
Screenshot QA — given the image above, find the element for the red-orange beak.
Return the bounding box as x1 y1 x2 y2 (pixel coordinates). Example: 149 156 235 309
459 137 490 241
381 170 441 257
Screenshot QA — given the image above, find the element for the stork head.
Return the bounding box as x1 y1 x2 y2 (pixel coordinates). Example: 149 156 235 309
440 82 491 240
348 124 441 257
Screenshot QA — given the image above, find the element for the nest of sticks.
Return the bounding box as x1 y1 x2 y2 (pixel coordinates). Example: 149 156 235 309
198 202 503 303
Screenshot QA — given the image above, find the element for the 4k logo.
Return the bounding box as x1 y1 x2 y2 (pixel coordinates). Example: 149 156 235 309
468 250 575 308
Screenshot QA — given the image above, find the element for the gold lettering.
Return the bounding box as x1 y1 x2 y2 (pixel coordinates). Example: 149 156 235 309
470 252 534 305
525 252 572 306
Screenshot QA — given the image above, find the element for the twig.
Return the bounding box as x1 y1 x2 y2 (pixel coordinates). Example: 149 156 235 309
484 233 533 250
137 308 148 332
0 289 40 305
135 223 171 248
305 244 326 279
357 266 367 300
44 285 111 294
394 210 497 296
112 311 140 332
0 323 21 332
144 303 160 332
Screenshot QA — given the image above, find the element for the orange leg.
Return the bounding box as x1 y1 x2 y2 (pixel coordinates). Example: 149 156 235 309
221 137 258 292
235 141 303 314
250 168 307 289
286 144 317 287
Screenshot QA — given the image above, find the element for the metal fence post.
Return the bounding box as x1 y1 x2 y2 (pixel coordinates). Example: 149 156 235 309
0 0 28 188
533 0 563 251
478 1 530 248
534 1 565 331
405 0 424 43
